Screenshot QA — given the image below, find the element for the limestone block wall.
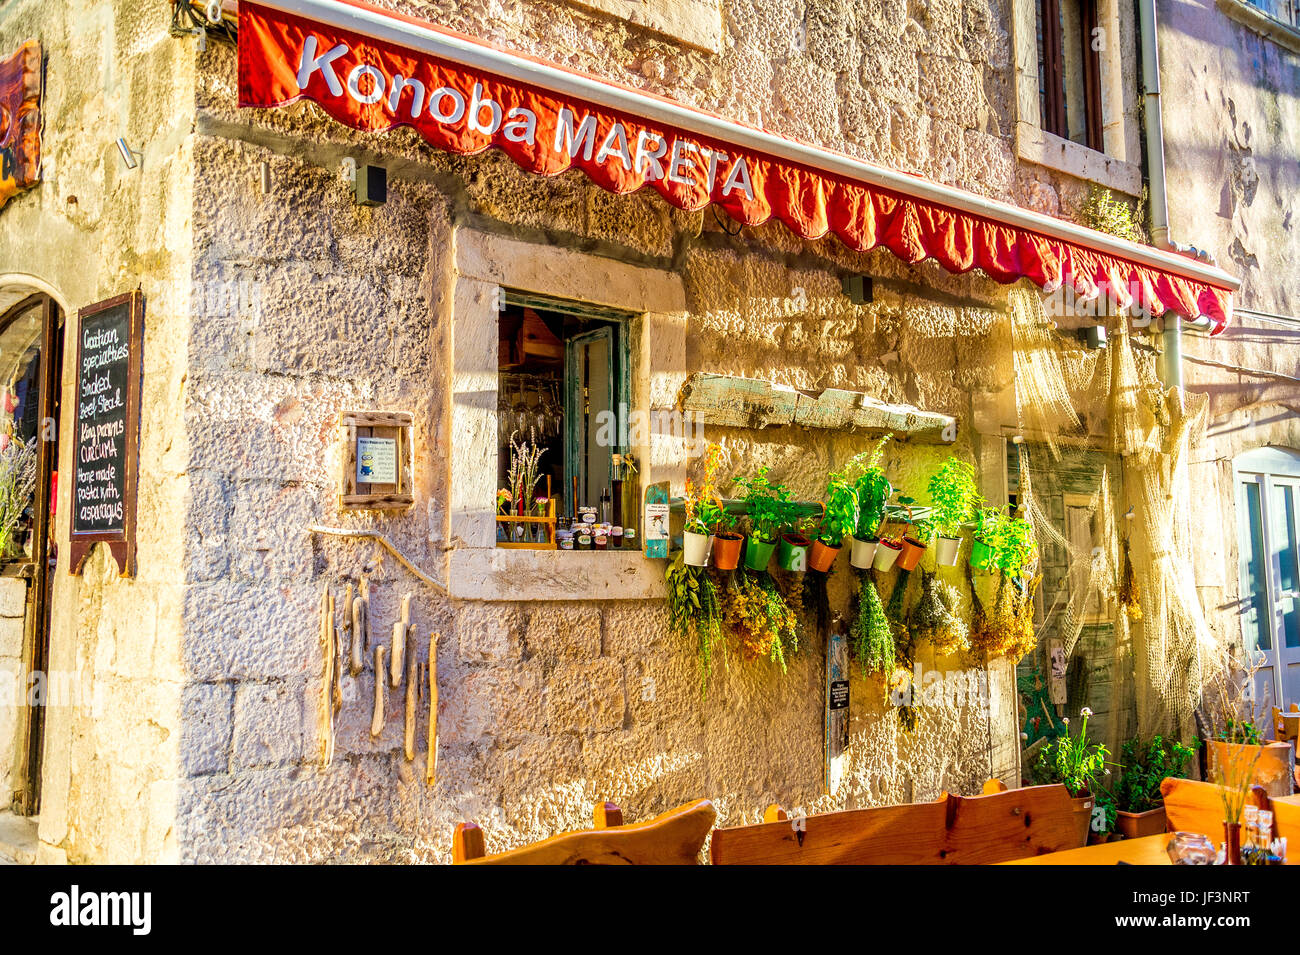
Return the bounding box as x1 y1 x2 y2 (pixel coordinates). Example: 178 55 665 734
0 0 198 862
176 1 1034 857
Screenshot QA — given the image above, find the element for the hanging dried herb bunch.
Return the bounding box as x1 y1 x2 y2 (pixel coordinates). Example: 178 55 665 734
665 553 724 697
722 570 797 671
1118 537 1142 620
773 569 808 652
849 572 894 679
909 570 969 656
968 572 1039 663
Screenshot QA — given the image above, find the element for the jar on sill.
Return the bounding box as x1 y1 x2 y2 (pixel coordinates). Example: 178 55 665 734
576 531 593 551
623 528 637 551
611 526 624 548
594 533 608 550
557 530 574 551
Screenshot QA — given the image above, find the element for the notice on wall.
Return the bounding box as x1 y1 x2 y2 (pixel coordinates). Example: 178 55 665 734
356 435 397 485
69 291 143 577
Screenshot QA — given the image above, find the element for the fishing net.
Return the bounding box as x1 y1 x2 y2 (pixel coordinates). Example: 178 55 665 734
1007 283 1219 746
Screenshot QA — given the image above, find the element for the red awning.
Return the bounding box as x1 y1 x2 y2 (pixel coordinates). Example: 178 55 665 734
236 0 1239 332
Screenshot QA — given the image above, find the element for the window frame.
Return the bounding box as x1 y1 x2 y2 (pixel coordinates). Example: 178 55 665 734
447 229 687 601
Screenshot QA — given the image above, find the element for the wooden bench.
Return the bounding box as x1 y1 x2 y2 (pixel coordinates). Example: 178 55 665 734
1162 777 1300 845
709 782 1078 865
451 799 715 865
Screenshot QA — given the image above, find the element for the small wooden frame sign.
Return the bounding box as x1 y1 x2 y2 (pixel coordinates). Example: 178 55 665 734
340 411 413 511
69 291 144 577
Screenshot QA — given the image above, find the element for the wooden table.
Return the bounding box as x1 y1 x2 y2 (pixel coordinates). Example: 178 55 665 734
1002 834 1174 865
1003 832 1292 865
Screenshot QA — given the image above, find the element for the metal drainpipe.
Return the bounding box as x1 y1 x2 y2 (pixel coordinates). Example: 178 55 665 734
1138 0 1171 251
1138 0 1184 397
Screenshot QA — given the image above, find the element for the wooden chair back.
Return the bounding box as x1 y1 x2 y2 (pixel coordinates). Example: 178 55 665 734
1160 777 1300 842
1274 704 1300 744
709 782 1077 865
452 799 715 865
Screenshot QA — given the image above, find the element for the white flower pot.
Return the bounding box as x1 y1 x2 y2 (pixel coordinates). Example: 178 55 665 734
682 531 713 567
935 536 961 567
850 537 878 569
872 542 901 572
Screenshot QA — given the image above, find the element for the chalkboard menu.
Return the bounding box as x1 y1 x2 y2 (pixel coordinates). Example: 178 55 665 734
69 291 143 577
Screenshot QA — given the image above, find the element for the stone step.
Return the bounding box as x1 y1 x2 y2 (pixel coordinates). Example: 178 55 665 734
0 811 37 865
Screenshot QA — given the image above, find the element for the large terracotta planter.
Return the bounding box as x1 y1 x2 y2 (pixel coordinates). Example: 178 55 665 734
808 539 841 573
872 539 902 571
682 530 713 567
850 536 878 569
744 535 777 572
776 533 812 572
1207 739 1297 797
896 536 926 571
1116 807 1167 840
1070 793 1095 847
712 532 743 570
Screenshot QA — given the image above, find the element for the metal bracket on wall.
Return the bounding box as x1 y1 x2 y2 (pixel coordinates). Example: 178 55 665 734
308 525 451 595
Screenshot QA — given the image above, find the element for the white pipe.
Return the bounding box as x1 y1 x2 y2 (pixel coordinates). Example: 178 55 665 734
1138 0 1171 251
245 0 1239 293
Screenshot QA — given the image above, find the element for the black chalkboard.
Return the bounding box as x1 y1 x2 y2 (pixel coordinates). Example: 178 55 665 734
69 291 143 577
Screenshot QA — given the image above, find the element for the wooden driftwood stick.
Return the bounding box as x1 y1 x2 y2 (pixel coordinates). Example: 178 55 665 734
404 645 418 761
426 632 440 785
350 593 365 675
390 592 412 687
319 586 334 767
342 582 356 674
371 645 387 738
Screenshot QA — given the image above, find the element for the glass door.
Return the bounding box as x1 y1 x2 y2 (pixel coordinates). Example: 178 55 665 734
1236 459 1300 713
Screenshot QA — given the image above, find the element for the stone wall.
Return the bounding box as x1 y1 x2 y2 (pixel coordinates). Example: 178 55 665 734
0 0 197 862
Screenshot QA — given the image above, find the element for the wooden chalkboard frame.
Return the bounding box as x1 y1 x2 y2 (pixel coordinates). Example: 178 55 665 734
68 291 144 577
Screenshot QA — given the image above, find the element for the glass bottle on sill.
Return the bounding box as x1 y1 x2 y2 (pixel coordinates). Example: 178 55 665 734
618 452 639 546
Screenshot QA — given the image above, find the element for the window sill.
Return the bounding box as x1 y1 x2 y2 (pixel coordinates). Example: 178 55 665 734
1015 123 1142 197
1217 0 1300 54
448 547 666 601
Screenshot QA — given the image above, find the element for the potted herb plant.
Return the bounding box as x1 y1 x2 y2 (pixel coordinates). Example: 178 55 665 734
682 443 724 567
849 435 892 569
734 467 791 573
810 467 857 573
969 506 1000 569
1030 707 1111 847
892 499 927 571
1112 735 1196 839
712 509 743 570
776 505 817 572
926 458 980 566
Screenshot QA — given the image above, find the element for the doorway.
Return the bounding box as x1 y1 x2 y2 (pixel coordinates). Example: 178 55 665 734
1235 447 1300 716
0 291 62 815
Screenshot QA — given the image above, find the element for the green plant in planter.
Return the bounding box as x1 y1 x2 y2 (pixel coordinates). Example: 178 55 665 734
973 506 1037 577
1217 718 1262 745
846 435 892 540
733 467 791 542
1113 735 1196 814
820 467 858 544
926 458 980 541
665 553 724 696
849 574 894 678
1030 707 1112 797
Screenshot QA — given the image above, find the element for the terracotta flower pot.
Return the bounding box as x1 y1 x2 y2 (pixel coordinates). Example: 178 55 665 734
808 538 841 573
776 533 811 572
743 534 777 572
895 536 926 571
934 536 961 566
1070 792 1094 847
1208 739 1297 797
682 530 713 567
850 536 878 569
1116 807 1167 840
712 532 743 570
872 539 902 571
970 538 993 569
